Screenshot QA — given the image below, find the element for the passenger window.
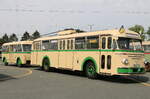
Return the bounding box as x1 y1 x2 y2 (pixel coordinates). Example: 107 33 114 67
87 36 99 49
67 40 70 49
71 40 73 49
10 45 13 52
102 37 106 49
59 41 62 50
63 40 65 50
13 45 17 52
113 39 117 49
108 37 112 49
107 55 111 69
42 40 50 50
50 40 58 50
75 37 86 49
101 55 105 69
17 45 22 52
36 42 41 50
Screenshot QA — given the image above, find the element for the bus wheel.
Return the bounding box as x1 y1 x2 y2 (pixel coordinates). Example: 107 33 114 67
85 61 97 79
17 59 22 67
4 59 8 66
43 59 50 72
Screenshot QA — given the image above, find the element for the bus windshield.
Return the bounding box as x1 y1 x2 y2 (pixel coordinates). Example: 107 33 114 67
23 44 32 52
117 37 142 50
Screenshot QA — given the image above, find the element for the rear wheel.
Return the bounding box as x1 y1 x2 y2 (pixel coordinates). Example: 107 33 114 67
43 58 50 72
85 61 97 79
4 58 8 66
17 59 22 67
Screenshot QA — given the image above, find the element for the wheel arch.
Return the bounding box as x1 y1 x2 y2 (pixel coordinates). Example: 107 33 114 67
16 57 22 64
2 57 6 62
42 56 50 66
81 57 98 73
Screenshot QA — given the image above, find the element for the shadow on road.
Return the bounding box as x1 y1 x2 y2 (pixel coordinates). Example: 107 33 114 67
0 74 16 82
35 67 149 84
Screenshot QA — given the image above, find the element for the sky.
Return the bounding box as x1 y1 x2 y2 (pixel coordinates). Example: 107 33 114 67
0 0 150 38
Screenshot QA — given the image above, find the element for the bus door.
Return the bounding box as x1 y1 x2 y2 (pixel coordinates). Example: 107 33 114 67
31 41 41 65
9 45 13 63
100 36 112 74
66 39 74 69
59 40 67 68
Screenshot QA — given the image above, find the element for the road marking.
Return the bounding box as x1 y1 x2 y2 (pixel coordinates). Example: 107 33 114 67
126 77 150 87
0 67 32 81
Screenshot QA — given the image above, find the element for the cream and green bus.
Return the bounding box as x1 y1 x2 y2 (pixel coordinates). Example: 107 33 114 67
31 29 145 78
142 41 150 71
2 41 32 67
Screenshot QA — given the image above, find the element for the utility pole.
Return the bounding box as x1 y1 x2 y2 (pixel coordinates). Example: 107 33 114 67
88 24 94 31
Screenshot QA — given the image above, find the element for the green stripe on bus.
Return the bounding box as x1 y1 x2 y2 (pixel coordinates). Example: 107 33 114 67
31 49 144 53
2 52 31 54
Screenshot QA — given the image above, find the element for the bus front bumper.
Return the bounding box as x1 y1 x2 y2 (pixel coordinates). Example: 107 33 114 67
117 67 145 74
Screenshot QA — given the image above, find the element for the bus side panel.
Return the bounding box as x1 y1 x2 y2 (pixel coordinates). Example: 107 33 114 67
31 52 37 65
73 51 100 72
36 52 59 68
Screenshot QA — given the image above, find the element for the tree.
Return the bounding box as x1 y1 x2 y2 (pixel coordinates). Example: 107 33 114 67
21 31 31 41
129 25 145 40
32 30 40 40
9 33 18 42
146 27 150 35
0 38 3 48
129 25 144 34
2 34 9 43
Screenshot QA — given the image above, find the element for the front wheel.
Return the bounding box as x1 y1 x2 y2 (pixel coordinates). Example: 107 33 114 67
43 59 50 72
85 62 97 79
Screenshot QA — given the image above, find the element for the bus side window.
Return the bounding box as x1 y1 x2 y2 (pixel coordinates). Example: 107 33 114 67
107 37 112 49
102 37 106 49
17 45 22 52
101 55 105 69
10 45 13 52
42 40 50 50
87 36 99 49
75 37 86 49
71 40 74 49
67 40 70 50
50 40 58 50
63 40 65 50
59 41 62 50
13 45 17 52
107 55 111 69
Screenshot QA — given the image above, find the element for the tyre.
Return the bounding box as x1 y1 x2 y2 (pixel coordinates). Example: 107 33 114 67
85 61 97 79
17 59 22 67
43 58 50 72
3 58 8 66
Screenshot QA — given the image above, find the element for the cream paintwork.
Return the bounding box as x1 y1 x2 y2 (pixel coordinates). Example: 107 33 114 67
31 29 144 75
2 41 32 65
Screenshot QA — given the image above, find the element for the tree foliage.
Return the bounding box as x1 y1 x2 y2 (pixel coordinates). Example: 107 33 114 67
128 25 145 40
9 33 18 42
32 30 40 40
2 34 9 43
129 25 144 34
146 27 150 35
21 31 31 41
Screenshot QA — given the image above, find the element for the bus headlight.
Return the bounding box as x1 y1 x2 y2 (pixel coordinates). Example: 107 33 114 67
122 59 128 65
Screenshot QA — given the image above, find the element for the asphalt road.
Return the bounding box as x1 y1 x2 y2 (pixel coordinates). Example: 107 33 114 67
0 62 150 99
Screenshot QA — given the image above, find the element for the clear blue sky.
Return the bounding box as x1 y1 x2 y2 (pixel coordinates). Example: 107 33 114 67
0 0 150 38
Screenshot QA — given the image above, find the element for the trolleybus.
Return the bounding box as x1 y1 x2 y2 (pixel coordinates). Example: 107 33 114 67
142 41 150 71
2 41 32 66
31 28 145 78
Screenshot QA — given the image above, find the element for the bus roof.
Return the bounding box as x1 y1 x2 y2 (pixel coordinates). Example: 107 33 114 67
142 41 150 45
2 41 33 46
34 29 141 41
